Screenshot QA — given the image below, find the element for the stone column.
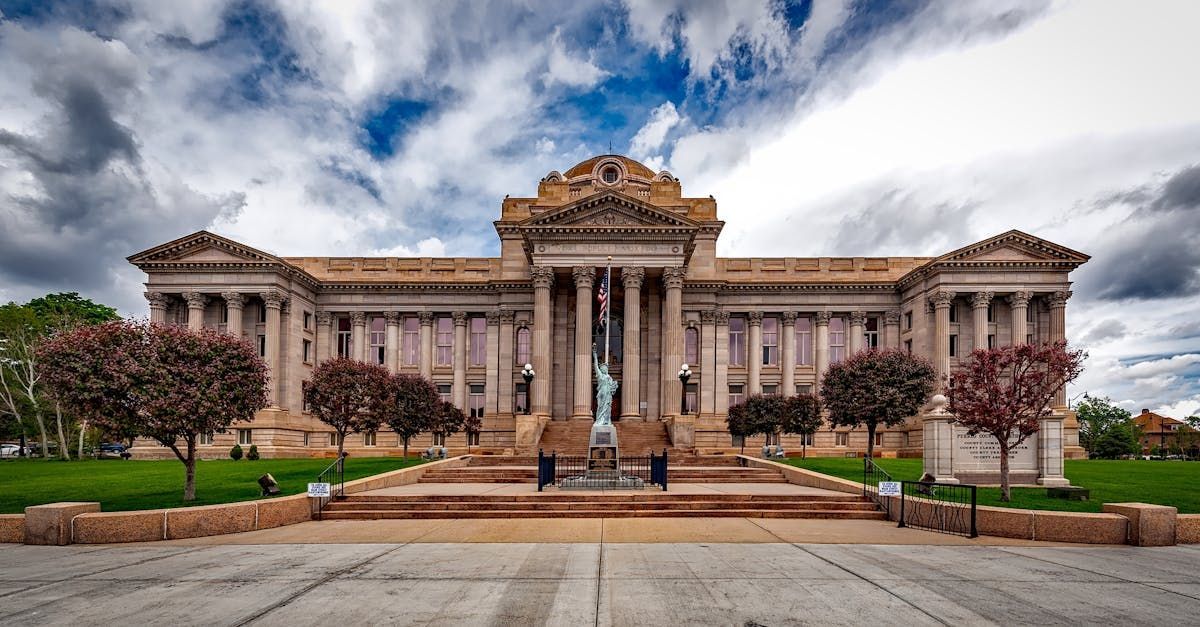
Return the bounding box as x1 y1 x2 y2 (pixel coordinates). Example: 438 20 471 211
747 311 763 394
530 266 554 416
884 309 901 349
700 309 717 413
1008 291 1032 346
384 312 401 373
848 311 866 356
350 312 367 362
1048 290 1072 407
418 312 434 379
452 311 467 410
661 266 687 416
485 309 501 417
621 267 645 418
781 312 796 397
222 292 245 338
930 290 956 386
145 292 168 324
183 292 208 331
315 311 333 362
572 266 595 418
498 310 516 415
814 311 831 384
714 310 730 412
260 289 286 406
971 291 993 352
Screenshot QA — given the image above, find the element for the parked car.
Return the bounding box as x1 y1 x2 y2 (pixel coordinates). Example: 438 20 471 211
0 443 31 458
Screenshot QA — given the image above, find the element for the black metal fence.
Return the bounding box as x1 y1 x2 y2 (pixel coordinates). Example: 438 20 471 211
537 449 668 490
898 480 978 538
311 453 346 520
862 457 893 518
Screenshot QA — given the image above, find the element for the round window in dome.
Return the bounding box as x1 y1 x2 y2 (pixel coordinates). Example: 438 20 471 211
601 166 619 184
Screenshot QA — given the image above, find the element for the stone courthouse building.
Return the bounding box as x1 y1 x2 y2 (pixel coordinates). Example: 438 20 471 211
129 154 1089 459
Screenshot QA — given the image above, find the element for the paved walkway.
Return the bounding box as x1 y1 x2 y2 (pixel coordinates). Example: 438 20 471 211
1 541 1197 625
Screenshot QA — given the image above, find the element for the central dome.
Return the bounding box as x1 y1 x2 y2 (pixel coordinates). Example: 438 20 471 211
564 154 656 180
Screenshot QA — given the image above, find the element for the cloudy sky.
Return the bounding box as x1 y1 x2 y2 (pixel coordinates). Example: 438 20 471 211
1 0 1198 416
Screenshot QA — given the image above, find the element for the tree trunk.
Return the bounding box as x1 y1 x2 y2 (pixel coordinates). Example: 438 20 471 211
866 424 876 460
54 402 70 460
999 443 1011 502
184 440 197 502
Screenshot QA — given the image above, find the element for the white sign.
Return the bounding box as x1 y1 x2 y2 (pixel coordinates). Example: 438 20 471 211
877 481 901 497
307 482 331 498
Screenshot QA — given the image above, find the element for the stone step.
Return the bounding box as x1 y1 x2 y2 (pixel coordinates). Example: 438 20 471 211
320 509 888 520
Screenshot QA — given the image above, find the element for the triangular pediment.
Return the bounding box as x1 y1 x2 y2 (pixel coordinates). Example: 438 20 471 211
935 230 1090 264
521 190 699 229
127 231 279 265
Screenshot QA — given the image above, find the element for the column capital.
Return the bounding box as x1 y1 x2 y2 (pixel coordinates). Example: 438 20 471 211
747 311 763 326
884 309 901 325
621 266 645 289
1047 290 1072 308
572 265 595 289
418 311 435 325
499 308 516 324
486 309 501 325
145 291 169 310
662 266 687 289
221 291 245 309
452 311 468 326
814 311 832 326
700 309 717 324
849 311 867 326
781 311 797 325
315 311 333 326
349 311 367 326
970 290 994 309
929 290 957 309
259 290 286 310
714 310 730 325
1007 290 1034 308
183 291 209 309
530 265 555 289
384 311 402 325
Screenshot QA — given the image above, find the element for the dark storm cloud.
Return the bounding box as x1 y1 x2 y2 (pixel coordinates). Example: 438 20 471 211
1079 164 1200 302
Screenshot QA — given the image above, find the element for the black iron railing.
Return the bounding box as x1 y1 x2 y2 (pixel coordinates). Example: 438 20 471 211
898 480 978 538
862 457 893 518
537 449 668 490
311 453 346 520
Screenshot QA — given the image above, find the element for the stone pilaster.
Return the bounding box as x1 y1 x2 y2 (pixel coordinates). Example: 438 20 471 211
848 310 866 355
315 311 333 362
621 267 645 418
485 309 501 417
349 312 367 362
781 312 796 397
384 311 401 373
1008 291 1032 346
260 289 286 406
971 290 993 352
930 290 956 387
222 292 245 338
661 266 687 417
452 311 468 410
1047 290 1072 407
418 311 434 379
530 266 554 416
572 266 595 418
145 292 169 324
747 311 763 395
183 292 208 331
883 309 901 349
498 309 516 415
814 311 831 384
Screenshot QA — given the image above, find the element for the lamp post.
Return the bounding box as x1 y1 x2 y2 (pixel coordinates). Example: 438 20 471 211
678 363 692 415
521 363 535 415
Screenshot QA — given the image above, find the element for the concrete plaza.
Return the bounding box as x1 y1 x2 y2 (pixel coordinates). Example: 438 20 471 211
1 540 1197 625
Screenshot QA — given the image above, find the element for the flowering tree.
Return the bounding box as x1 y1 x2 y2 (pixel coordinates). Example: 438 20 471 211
304 358 392 458
780 393 822 459
384 373 440 458
39 322 269 501
821 349 936 459
947 341 1086 501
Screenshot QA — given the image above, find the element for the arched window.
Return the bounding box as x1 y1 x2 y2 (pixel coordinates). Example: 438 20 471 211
685 326 699 365
515 326 531 365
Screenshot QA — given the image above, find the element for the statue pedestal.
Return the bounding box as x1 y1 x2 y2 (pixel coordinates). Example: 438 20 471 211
561 423 645 490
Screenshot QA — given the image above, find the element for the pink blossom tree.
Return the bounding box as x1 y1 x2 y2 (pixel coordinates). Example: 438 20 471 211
39 321 269 501
947 341 1086 501
821 349 936 459
303 358 392 458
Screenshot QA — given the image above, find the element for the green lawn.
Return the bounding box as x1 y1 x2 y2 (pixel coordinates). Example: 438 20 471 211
0 456 425 514
783 457 1200 513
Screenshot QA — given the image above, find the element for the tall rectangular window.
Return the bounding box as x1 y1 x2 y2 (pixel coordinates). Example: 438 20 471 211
514 383 528 414
337 317 352 357
728 384 744 407
762 317 778 365
515 326 531 365
438 384 452 403
469 384 485 417
829 317 846 363
470 317 486 366
402 317 419 366
369 316 386 365
436 317 453 366
864 317 879 350
729 317 746 367
796 317 812 365
685 327 699 365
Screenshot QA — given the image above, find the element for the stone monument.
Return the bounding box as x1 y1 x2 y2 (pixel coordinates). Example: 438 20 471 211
562 345 644 489
923 394 1069 486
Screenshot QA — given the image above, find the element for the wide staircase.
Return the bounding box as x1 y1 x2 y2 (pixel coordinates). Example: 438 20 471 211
320 492 884 520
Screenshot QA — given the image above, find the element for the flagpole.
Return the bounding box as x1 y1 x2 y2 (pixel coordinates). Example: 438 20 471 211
604 256 612 365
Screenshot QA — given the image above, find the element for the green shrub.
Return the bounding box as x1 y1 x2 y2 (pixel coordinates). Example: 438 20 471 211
247 445 260 461
230 444 244 461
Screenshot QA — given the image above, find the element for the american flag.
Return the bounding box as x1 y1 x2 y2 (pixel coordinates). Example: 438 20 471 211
596 269 609 328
